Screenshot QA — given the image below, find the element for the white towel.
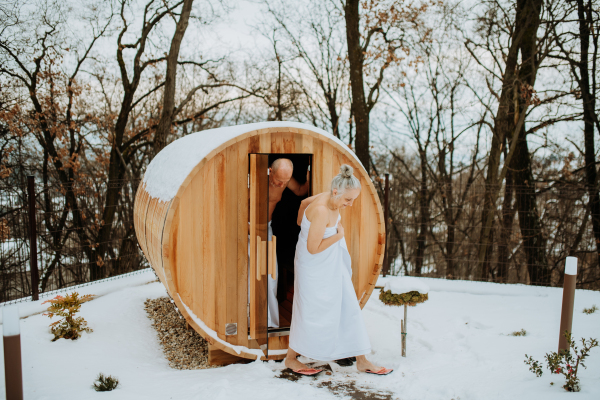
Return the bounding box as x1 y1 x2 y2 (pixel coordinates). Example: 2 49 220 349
289 212 371 361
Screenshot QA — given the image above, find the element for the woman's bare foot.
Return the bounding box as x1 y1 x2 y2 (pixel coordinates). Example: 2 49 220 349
284 348 311 371
355 355 385 373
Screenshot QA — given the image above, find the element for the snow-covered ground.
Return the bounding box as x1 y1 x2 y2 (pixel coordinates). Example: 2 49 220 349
1 270 599 399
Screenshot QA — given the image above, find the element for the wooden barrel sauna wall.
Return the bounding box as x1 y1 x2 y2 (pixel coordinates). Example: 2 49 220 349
134 122 385 361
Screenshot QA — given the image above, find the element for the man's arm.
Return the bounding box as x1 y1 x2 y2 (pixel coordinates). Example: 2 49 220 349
287 172 310 197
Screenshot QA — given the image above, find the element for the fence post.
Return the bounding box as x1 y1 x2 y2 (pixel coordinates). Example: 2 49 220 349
3 306 23 400
558 256 577 353
383 173 390 276
27 176 39 301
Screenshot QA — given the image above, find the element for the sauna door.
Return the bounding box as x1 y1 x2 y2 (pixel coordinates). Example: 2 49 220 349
249 154 271 356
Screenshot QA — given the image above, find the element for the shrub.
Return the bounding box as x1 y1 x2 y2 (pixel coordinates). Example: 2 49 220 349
524 332 598 392
583 305 598 315
512 329 527 336
379 290 428 306
42 292 94 341
92 373 119 392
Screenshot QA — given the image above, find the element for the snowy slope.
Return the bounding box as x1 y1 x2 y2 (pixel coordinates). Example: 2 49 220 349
1 271 599 399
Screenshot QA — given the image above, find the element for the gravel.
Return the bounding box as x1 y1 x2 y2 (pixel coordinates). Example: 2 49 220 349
144 297 220 370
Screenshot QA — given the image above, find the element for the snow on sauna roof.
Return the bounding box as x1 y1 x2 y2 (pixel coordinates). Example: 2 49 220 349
143 121 362 202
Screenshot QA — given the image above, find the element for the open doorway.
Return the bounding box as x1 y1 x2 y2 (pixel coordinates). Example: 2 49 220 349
269 154 312 330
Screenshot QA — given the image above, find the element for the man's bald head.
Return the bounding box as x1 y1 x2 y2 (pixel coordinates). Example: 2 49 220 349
271 158 293 174
270 158 293 188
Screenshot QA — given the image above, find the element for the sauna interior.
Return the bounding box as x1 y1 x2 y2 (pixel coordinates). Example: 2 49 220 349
264 153 311 334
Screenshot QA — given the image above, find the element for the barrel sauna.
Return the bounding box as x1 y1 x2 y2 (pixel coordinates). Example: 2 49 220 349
134 122 385 363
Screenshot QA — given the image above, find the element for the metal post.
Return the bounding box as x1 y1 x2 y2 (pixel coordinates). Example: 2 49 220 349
27 176 39 301
558 256 577 353
383 173 390 276
3 306 23 400
401 304 407 357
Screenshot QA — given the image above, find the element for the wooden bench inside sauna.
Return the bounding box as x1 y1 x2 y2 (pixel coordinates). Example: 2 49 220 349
134 122 385 365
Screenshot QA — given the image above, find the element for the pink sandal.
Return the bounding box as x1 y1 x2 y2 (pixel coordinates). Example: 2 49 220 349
292 368 323 376
365 367 393 375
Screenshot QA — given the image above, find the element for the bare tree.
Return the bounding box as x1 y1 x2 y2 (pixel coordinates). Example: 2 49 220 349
152 0 194 156
548 0 600 273
466 0 560 283
344 0 431 173
263 0 349 138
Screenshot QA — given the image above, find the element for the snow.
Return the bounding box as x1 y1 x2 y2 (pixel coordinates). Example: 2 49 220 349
383 277 430 295
565 257 577 275
1 271 599 399
142 122 362 202
0 268 156 324
2 306 20 336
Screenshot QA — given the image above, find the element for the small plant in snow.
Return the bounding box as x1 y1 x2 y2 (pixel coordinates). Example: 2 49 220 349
583 305 598 314
524 355 543 377
92 373 119 391
524 332 598 392
511 329 527 336
42 292 94 341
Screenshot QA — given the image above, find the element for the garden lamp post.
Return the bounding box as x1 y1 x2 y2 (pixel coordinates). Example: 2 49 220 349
558 257 578 353
3 305 23 400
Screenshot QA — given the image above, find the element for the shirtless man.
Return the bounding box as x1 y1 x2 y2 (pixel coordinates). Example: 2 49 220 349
264 158 309 328
268 158 309 219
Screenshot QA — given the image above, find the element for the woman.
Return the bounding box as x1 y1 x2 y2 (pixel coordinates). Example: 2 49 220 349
285 164 393 376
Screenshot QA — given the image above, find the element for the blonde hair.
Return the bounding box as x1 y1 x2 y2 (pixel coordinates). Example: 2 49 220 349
330 164 361 198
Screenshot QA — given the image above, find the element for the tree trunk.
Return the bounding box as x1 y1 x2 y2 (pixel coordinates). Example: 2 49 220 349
477 0 543 278
510 0 548 285
344 0 370 173
513 129 549 283
326 97 340 138
577 0 600 265
415 151 429 275
497 168 516 282
152 0 194 156
478 41 520 277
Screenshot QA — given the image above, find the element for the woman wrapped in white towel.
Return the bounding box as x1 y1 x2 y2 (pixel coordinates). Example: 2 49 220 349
285 165 393 376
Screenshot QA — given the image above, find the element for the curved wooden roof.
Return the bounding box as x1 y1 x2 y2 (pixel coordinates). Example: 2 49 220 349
142 122 363 202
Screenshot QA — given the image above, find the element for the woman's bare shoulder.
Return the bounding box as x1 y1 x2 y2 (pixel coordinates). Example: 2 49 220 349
305 203 329 223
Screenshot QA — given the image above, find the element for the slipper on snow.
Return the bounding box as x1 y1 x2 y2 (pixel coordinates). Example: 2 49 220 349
334 357 355 367
292 368 323 376
365 367 393 375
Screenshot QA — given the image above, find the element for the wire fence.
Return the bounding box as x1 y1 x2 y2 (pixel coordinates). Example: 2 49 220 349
2 174 599 304
379 178 600 290
0 177 147 303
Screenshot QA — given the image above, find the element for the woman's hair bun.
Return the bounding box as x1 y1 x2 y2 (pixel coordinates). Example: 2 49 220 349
340 164 353 178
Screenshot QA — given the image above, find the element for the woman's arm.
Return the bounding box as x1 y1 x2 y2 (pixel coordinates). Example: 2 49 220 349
306 206 343 254
297 194 319 225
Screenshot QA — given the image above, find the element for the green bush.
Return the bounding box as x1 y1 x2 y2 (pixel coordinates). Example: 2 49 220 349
379 290 428 306
92 373 119 392
42 292 94 341
524 332 598 392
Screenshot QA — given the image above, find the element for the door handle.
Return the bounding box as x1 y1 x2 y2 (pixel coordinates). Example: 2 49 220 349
257 236 268 280
256 236 261 281
268 235 277 280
